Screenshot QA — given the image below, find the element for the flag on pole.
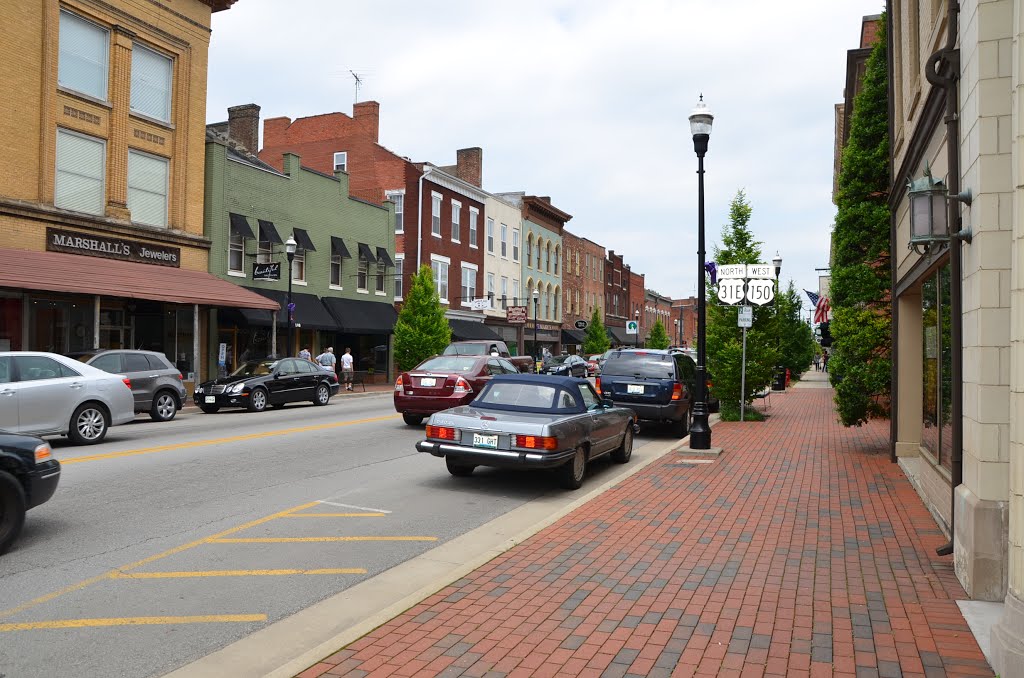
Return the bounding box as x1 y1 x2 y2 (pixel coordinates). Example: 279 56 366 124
805 290 830 323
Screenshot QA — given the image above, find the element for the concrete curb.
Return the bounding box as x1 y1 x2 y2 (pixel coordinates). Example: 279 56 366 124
160 422 715 678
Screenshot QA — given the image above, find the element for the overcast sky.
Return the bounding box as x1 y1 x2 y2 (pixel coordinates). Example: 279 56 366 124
207 0 884 315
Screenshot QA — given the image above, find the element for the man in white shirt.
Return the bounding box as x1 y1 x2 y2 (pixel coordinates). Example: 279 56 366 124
341 347 355 390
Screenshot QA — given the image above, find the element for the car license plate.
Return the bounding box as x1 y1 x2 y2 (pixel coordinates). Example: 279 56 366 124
204 396 216 403
627 384 645 395
472 433 498 449
420 377 436 387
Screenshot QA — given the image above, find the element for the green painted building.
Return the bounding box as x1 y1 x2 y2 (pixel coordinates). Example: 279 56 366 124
203 117 397 378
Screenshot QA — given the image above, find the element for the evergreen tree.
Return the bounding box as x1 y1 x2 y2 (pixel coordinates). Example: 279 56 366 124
393 265 451 371
777 282 816 377
647 319 670 350
706 190 776 419
831 15 891 426
583 306 611 355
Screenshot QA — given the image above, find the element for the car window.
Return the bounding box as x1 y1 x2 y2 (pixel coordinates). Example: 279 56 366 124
278 359 302 375
123 353 150 372
417 356 480 372
0 357 11 384
477 382 557 409
602 353 676 379
675 355 696 382
90 353 122 373
557 390 578 409
146 354 171 371
442 344 486 356
231 361 275 377
14 355 77 382
296 360 317 374
579 384 600 410
486 359 504 376
498 358 518 374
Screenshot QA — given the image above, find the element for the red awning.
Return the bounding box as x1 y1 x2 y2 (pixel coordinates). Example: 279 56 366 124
0 247 279 310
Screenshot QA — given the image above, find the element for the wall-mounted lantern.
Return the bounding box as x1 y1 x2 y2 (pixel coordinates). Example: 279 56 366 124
907 165 973 256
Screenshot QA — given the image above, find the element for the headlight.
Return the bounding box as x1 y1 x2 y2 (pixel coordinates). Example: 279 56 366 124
34 443 52 463
194 385 203 394
228 382 246 394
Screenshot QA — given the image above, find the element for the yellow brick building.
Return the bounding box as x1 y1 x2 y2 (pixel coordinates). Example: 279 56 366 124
0 0 275 385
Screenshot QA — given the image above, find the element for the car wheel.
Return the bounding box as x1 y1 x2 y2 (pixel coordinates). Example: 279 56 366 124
247 387 268 412
558 446 586 490
611 424 633 464
199 405 220 414
68 402 109 445
673 409 691 438
445 457 475 477
0 471 27 555
313 383 331 406
403 413 424 426
149 390 178 422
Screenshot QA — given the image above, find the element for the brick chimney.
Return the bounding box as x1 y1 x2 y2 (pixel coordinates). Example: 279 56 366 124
227 103 260 154
353 101 380 142
455 147 483 187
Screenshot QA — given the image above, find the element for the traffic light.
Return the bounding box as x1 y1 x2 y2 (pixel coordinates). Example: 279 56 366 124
819 321 832 348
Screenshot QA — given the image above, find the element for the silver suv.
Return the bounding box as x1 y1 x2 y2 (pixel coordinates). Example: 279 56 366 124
70 350 187 422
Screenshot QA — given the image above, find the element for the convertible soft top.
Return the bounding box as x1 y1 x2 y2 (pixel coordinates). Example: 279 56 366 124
470 373 592 415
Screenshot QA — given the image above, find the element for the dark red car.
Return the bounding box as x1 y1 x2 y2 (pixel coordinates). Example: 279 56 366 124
394 355 521 425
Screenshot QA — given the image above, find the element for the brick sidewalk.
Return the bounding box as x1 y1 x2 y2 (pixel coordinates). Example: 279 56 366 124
297 387 992 678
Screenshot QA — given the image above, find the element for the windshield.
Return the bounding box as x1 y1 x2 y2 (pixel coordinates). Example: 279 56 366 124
547 355 569 365
230 360 276 377
415 356 480 372
442 344 487 356
602 353 676 379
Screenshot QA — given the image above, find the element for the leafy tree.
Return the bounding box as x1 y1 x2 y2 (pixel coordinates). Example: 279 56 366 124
831 15 891 426
393 265 451 371
647 319 670 350
776 282 816 377
583 306 611 355
706 190 776 420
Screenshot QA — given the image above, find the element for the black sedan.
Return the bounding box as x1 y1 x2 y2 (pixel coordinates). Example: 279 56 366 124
1 432 61 554
541 354 589 378
193 358 340 413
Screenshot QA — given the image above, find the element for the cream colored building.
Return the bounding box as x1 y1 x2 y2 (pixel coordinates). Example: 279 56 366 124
888 0 1022 673
482 194 525 351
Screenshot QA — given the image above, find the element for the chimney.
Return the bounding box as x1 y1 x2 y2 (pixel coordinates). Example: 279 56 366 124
353 101 380 142
455 147 483 187
227 104 260 154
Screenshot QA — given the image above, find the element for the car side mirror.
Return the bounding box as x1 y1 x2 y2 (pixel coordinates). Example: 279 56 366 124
602 397 614 408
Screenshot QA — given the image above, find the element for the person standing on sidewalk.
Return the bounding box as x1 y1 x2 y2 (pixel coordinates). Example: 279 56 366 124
340 347 355 390
298 346 311 361
315 347 337 374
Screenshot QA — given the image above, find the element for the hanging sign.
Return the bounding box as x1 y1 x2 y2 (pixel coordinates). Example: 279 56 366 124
253 262 281 280
506 306 528 324
574 319 589 330
469 298 491 310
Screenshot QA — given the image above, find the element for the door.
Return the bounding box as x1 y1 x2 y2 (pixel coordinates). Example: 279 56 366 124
579 382 618 453
0 357 17 431
122 352 157 410
270 359 305 403
11 355 84 435
294 359 321 400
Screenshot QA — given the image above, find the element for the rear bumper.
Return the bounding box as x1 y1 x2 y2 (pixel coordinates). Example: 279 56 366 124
416 440 575 469
614 400 687 422
394 393 473 416
26 459 61 509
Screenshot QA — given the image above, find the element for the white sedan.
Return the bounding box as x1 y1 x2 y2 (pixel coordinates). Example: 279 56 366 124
0 351 135 445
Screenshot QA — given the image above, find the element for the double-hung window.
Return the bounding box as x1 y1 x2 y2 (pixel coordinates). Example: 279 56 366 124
501 277 508 309
292 250 306 283
375 262 386 293
394 256 404 300
553 247 559 275
55 129 105 216
451 200 461 242
461 264 477 306
526 237 532 265
228 232 244 274
431 256 449 303
512 230 520 261
333 152 347 172
469 208 479 247
431 193 442 236
127 150 169 228
386 190 404 233
487 272 495 300
486 218 494 253
512 279 519 306
58 10 109 101
500 224 508 258
357 256 368 291
330 254 343 287
257 240 272 264
130 44 172 123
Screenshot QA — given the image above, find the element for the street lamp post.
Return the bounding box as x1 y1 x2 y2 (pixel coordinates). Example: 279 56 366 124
532 288 540 373
689 95 713 450
285 235 297 358
675 318 680 347
635 309 640 348
773 251 783 390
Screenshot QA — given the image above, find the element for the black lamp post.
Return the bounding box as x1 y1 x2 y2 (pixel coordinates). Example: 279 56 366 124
285 235 297 358
772 251 783 390
689 95 713 450
532 288 540 373
675 318 680 347
635 309 640 348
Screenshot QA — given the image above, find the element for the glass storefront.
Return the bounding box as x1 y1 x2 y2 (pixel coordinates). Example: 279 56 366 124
921 263 953 470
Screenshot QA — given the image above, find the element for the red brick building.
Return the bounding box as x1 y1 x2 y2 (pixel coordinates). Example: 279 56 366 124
644 289 673 345
628 269 646 345
560 231 605 351
259 102 492 337
604 250 630 345
671 297 698 348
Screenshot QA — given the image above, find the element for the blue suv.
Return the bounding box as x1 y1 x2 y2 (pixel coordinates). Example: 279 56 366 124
597 349 695 437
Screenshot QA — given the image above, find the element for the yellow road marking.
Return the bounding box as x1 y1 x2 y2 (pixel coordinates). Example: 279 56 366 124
211 536 438 543
61 414 401 465
284 513 386 518
111 568 366 578
0 615 266 632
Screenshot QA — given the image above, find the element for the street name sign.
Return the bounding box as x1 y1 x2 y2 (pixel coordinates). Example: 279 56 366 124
625 320 639 335
717 278 746 305
746 279 775 305
737 306 753 328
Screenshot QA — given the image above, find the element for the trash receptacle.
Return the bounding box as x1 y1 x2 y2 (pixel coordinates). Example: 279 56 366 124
772 367 786 391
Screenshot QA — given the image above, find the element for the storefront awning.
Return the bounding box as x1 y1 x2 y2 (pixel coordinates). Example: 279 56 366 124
0 248 279 310
322 296 398 334
243 288 339 330
331 236 351 258
607 326 632 345
258 219 283 245
229 212 255 239
357 242 376 262
376 247 394 268
561 329 586 345
292 228 316 251
449 319 502 341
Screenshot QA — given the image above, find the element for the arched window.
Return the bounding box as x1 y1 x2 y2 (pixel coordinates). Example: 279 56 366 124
545 243 551 273
536 238 543 270
554 246 560 275
553 286 560 320
526 234 533 267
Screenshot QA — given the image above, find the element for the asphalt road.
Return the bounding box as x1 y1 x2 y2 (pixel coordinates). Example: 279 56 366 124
0 393 661 678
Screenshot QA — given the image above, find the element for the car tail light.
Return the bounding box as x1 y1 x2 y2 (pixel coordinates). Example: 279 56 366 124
513 435 558 450
453 377 473 394
122 377 132 390
671 382 683 401
177 373 184 381
395 375 404 391
595 377 601 392
426 425 457 441
34 443 52 462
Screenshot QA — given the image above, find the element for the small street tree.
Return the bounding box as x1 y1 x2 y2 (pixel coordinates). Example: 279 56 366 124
647 319 670 350
777 282 816 377
706 190 776 419
393 265 451 371
831 15 891 426
582 307 611 355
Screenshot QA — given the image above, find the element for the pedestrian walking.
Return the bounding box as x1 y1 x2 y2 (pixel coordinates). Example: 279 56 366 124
298 346 311 361
340 347 354 390
315 347 337 373
813 353 820 371
822 349 829 373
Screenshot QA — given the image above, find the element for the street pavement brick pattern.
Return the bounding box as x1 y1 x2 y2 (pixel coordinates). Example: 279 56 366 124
298 387 993 678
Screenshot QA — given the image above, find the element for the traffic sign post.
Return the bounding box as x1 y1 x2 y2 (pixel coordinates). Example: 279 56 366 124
737 306 753 328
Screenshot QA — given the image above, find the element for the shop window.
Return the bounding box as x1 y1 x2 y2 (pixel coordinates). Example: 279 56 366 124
131 43 172 123
55 129 105 216
58 10 109 101
921 263 952 470
0 296 24 351
128 150 169 228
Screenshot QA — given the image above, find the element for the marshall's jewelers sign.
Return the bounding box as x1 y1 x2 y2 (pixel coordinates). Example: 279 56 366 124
46 227 181 268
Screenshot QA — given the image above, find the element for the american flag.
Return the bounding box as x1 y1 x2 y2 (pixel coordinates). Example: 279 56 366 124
805 290 830 324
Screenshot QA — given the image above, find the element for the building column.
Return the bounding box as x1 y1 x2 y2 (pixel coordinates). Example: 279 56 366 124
192 304 200 384
105 26 134 221
93 296 100 350
894 291 923 459
271 311 278 357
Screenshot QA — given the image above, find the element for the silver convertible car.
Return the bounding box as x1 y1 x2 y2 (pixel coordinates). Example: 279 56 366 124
416 374 638 489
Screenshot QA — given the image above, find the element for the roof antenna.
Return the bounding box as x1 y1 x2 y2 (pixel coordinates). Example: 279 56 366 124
350 70 363 103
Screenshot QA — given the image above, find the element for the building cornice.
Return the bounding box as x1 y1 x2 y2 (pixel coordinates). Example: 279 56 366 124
423 167 489 204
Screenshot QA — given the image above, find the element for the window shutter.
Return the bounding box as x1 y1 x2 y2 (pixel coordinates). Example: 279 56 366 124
58 11 109 100
128 151 169 227
55 130 105 215
131 44 172 122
